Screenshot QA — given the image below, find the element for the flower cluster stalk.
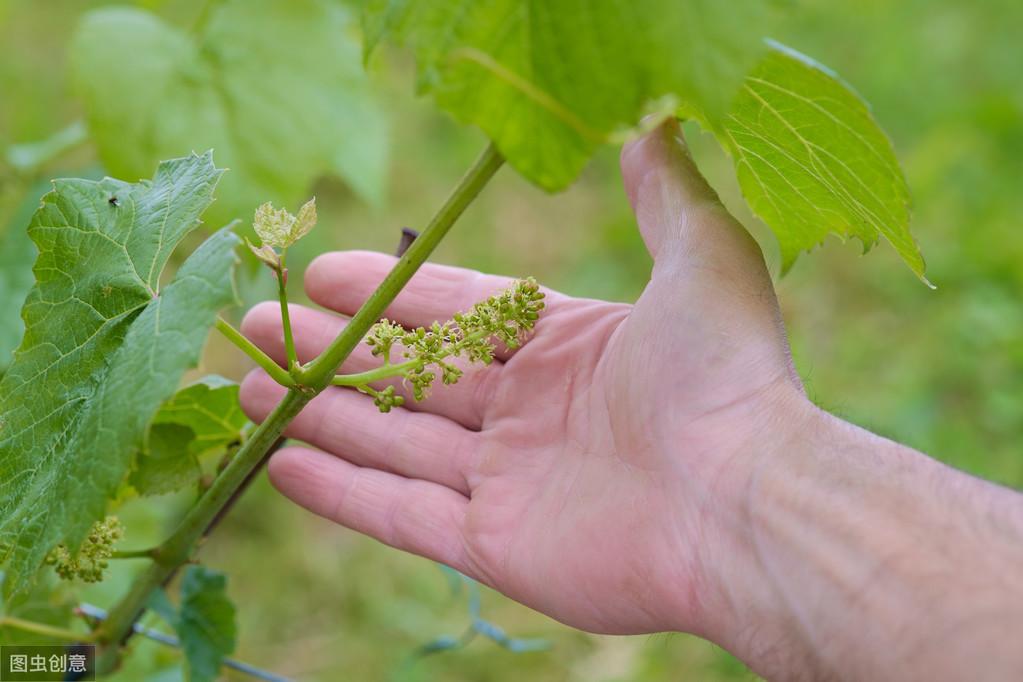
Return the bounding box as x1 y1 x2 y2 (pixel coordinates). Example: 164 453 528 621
276 253 299 374
331 277 545 412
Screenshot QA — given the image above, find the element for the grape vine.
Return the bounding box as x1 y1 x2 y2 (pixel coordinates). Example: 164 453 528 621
0 1 928 679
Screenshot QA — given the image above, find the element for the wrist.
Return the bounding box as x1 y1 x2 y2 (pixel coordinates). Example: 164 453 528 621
674 385 828 678
694 394 1023 681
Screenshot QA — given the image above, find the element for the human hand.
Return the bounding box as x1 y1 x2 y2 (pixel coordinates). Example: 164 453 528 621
241 121 1023 681
239 119 807 640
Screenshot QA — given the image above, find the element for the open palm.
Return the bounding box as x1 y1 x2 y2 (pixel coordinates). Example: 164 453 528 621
240 121 805 638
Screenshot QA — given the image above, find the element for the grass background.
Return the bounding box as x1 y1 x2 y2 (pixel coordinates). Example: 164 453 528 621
1 0 1021 679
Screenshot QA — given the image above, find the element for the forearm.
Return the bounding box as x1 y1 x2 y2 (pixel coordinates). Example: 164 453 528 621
716 403 1023 680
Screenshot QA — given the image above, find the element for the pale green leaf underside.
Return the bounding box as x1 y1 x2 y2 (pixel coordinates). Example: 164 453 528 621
0 154 239 593
131 377 249 497
364 0 774 191
152 376 248 458
706 43 926 279
131 423 201 498
71 0 387 225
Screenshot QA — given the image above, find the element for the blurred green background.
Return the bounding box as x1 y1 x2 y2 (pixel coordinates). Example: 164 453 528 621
1 0 1021 679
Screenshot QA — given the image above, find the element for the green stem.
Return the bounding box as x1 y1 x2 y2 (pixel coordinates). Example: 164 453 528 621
215 317 295 388
94 142 503 673
276 253 299 375
0 616 95 643
110 548 157 560
304 143 504 388
332 360 416 387
330 328 491 388
96 389 310 673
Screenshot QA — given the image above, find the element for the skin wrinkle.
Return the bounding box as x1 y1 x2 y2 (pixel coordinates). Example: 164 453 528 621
377 399 411 478
468 355 502 429
333 464 368 538
448 422 475 495
738 401 821 678
748 496 829 680
248 373 473 494
742 407 1014 680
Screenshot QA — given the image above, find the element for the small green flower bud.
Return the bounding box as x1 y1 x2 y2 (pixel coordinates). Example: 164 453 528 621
47 516 124 584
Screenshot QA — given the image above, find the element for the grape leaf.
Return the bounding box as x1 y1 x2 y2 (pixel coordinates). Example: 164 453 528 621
364 0 775 191
130 424 201 498
149 566 237 682
131 377 249 496
70 0 387 226
703 42 927 279
152 376 248 458
177 567 237 682
0 154 239 594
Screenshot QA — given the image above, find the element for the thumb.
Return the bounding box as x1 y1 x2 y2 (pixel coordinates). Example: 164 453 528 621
618 119 802 400
620 119 768 282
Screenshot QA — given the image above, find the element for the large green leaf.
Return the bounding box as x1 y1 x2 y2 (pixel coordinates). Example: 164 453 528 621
704 43 927 278
149 566 237 682
364 0 774 190
0 154 240 593
131 377 249 497
71 0 387 226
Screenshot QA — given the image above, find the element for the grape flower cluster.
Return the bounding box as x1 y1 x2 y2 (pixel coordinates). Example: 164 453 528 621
45 516 123 583
360 278 545 412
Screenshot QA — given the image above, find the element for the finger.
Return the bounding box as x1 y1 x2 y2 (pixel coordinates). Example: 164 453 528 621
241 302 499 430
240 371 474 494
268 446 471 574
620 118 771 284
303 251 564 361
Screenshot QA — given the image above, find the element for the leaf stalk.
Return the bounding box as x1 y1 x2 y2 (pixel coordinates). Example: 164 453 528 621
215 317 296 388
0 616 95 643
110 548 158 560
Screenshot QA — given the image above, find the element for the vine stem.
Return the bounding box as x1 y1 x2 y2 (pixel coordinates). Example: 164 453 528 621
302 143 504 389
215 317 296 388
0 616 95 643
94 142 503 673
